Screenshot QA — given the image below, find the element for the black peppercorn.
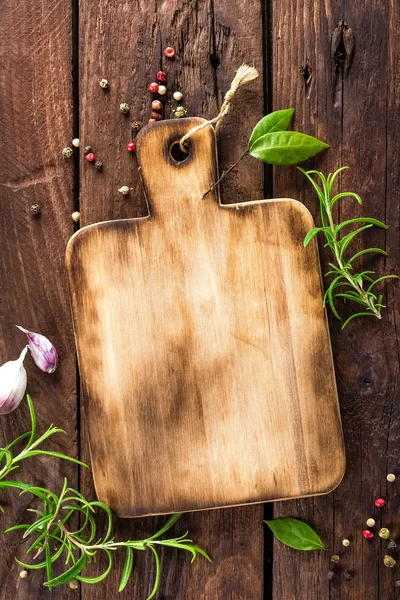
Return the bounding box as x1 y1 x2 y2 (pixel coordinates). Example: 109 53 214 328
94 160 103 172
84 146 92 155
344 571 352 581
388 539 397 550
395 579 400 588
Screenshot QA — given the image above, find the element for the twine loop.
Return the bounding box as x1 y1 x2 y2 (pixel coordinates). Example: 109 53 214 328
179 64 259 151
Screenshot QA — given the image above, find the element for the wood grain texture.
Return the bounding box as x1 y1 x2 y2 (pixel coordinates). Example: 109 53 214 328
67 118 344 518
272 1 400 599
0 1 77 599
78 0 266 597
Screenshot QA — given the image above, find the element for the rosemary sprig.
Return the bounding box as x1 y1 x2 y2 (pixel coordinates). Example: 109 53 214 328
300 166 397 328
0 396 210 596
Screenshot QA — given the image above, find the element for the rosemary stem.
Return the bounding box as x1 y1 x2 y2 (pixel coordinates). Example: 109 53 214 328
326 207 381 319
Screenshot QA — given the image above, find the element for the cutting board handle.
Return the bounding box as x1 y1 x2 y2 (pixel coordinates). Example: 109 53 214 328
136 117 219 218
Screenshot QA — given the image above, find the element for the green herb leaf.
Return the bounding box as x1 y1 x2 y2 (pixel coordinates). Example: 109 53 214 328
250 131 329 165
76 549 113 584
264 518 326 551
118 547 134 592
248 109 294 150
147 546 161 600
44 552 87 587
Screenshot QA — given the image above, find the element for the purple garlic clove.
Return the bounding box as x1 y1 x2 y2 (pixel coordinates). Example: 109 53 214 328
16 326 58 373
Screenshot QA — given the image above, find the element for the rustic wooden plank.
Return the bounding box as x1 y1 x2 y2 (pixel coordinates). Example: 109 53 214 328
0 1 76 598
272 1 400 599
79 0 265 597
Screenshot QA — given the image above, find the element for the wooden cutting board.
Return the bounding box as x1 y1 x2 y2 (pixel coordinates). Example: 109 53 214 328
66 118 345 517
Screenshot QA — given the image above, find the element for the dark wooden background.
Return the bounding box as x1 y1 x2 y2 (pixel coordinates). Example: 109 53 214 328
0 0 399 598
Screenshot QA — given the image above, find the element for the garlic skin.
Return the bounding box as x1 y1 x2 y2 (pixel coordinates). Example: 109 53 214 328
16 326 58 373
0 347 28 414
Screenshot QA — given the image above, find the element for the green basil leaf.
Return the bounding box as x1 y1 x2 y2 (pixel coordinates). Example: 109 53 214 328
248 109 294 149
264 518 326 551
250 131 329 165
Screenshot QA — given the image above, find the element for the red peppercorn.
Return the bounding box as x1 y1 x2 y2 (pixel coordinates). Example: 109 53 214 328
363 529 374 539
151 112 161 120
164 46 175 58
157 70 167 82
375 497 386 508
148 118 156 124
86 152 95 162
149 82 159 93
127 142 136 152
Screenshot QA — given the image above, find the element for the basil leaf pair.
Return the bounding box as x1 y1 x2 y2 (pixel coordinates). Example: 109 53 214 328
249 109 329 166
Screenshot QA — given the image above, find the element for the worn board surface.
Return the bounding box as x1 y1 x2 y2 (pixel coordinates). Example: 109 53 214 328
67 118 344 517
0 0 399 599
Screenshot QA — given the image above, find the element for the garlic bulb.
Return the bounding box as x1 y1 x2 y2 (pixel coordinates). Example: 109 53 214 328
0 347 28 414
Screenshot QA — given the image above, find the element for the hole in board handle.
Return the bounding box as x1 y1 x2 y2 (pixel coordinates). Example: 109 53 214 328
169 140 191 163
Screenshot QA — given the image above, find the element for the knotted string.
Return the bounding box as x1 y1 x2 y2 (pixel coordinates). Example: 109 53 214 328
179 64 259 151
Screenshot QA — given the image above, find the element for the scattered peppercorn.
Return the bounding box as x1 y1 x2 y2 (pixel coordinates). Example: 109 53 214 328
118 186 130 195
30 203 41 216
19 570 28 579
363 529 374 539
164 46 175 58
83 146 92 155
62 147 73 159
72 138 80 148
174 105 187 118
69 578 79 590
149 82 159 93
85 152 95 162
71 211 80 222
127 142 136 152
395 579 400 588
330 554 340 563
157 70 167 82
131 120 141 131
158 85 167 96
387 473 396 482
388 539 397 550
375 497 386 508
150 111 161 120
379 528 390 539
173 91 183 101
366 518 376 528
342 539 350 547
99 79 109 89
384 555 396 568
152 100 162 111
94 160 103 172
344 571 353 581
327 571 336 581
148 118 156 124
120 103 130 114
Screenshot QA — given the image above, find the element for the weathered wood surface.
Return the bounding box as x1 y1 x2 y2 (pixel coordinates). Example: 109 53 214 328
0 0 399 599
67 118 344 518
0 1 77 599
272 1 400 600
